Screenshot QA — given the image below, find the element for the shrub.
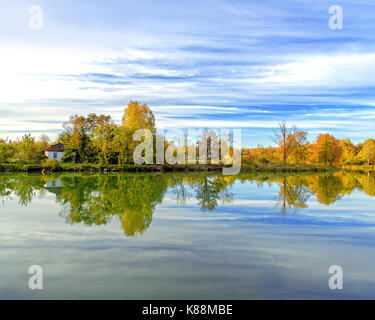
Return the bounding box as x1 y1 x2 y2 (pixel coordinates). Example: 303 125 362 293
259 157 270 164
42 160 62 171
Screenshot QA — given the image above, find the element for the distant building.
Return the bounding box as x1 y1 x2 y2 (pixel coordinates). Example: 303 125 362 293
45 143 65 161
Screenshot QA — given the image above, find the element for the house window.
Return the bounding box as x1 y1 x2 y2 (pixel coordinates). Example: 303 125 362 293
53 152 57 159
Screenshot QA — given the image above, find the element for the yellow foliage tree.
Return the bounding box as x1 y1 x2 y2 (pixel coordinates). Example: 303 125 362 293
122 100 156 133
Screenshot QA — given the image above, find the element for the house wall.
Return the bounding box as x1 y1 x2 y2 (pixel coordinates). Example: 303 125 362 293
45 151 64 161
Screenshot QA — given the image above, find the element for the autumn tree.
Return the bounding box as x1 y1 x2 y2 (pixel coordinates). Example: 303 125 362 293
315 134 341 165
363 139 375 165
290 131 308 164
122 100 156 133
273 121 300 163
119 101 156 163
339 139 357 164
254 144 265 162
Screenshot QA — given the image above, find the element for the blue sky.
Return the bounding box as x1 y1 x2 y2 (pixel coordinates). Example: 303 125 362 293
1 0 375 147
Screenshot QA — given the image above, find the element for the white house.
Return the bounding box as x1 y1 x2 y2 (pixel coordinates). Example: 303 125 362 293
44 143 65 161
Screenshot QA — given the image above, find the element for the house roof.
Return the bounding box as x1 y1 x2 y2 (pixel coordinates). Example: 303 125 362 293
45 143 64 152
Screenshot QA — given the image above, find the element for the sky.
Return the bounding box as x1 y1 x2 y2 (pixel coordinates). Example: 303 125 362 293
1 0 375 147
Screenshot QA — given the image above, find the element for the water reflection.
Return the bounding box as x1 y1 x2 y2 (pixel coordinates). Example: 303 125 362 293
1 171 375 236
276 176 312 215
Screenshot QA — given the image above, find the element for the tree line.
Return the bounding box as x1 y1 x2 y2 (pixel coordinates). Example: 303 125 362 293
0 133 50 163
0 100 232 166
1 103 375 167
0 101 157 165
243 120 375 166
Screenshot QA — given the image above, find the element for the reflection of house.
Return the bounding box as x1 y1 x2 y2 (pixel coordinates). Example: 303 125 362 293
43 178 63 196
45 143 64 161
44 179 63 188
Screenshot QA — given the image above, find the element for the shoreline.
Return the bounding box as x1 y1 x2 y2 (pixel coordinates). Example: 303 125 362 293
0 162 339 173
342 165 375 172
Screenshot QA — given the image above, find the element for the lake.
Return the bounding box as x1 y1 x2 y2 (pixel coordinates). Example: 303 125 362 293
1 171 375 299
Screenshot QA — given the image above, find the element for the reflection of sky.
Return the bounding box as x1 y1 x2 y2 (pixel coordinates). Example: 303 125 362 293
1 179 375 298
1 1 375 146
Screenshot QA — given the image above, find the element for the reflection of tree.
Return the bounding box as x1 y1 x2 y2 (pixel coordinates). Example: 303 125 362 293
0 175 13 203
309 174 344 205
335 171 357 196
56 174 169 236
356 171 375 197
115 174 168 236
57 175 112 226
242 171 368 212
0 173 233 235
170 175 193 205
4 170 375 235
168 174 233 211
276 176 312 215
0 174 46 206
195 175 233 211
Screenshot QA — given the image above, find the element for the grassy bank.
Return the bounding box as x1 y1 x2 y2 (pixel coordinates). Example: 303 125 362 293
240 162 337 173
0 162 225 173
0 161 337 173
342 164 375 172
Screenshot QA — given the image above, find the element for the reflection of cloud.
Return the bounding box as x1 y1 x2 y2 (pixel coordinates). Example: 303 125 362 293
2 172 375 298
3 187 375 299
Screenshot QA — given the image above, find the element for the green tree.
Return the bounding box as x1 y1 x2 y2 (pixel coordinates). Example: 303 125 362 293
16 134 36 161
61 115 89 162
91 115 116 165
60 113 105 163
0 138 15 163
58 131 76 162
34 134 51 162
113 127 133 164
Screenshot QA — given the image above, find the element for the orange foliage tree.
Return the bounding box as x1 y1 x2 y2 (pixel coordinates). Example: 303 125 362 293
314 134 341 165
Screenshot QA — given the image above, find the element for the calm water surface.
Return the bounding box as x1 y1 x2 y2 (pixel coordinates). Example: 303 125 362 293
1 171 375 299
